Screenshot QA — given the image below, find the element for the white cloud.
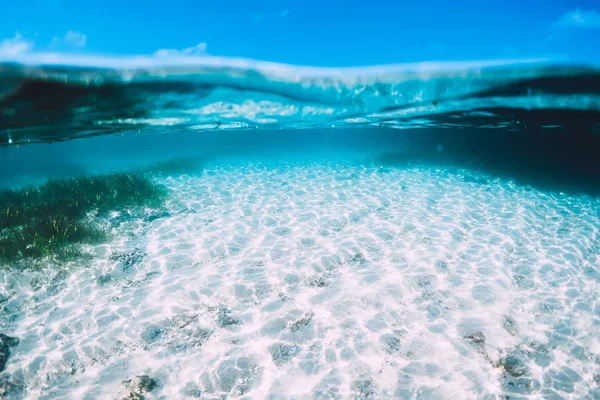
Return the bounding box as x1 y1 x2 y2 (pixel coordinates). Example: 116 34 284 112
555 8 600 28
0 33 32 57
64 30 87 47
51 30 87 48
154 42 208 57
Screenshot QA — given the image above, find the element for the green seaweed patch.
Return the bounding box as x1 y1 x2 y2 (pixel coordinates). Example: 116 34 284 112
0 172 167 265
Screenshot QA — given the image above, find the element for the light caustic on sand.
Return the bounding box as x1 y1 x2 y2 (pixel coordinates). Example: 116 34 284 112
1 162 600 399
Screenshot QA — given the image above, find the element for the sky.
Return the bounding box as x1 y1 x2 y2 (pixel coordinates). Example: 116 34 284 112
0 0 599 66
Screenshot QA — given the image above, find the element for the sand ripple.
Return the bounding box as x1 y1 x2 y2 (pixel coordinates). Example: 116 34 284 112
1 162 599 399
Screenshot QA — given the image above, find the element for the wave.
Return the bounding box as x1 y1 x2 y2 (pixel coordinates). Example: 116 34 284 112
1 53 600 146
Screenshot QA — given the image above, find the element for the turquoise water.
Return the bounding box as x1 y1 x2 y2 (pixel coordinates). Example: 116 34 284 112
1 58 600 399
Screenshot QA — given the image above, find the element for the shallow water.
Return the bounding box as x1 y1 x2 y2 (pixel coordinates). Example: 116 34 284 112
2 58 599 146
1 57 600 399
0 128 599 399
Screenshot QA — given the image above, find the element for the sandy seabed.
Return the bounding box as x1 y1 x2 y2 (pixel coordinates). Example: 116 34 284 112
1 161 600 399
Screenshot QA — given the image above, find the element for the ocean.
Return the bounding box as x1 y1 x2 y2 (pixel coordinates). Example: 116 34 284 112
0 56 599 399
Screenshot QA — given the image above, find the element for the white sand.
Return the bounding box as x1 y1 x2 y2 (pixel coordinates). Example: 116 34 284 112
1 161 599 399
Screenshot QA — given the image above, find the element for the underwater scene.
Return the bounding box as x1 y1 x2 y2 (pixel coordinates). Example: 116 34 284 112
1 11 600 400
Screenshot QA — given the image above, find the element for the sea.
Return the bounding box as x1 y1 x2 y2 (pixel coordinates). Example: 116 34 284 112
0 55 599 399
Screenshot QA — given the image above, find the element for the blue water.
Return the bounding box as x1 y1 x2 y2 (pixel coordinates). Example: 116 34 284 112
1 56 600 399
2 57 599 146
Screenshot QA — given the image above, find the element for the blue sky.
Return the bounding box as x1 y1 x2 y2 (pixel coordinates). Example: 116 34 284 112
1 0 599 66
